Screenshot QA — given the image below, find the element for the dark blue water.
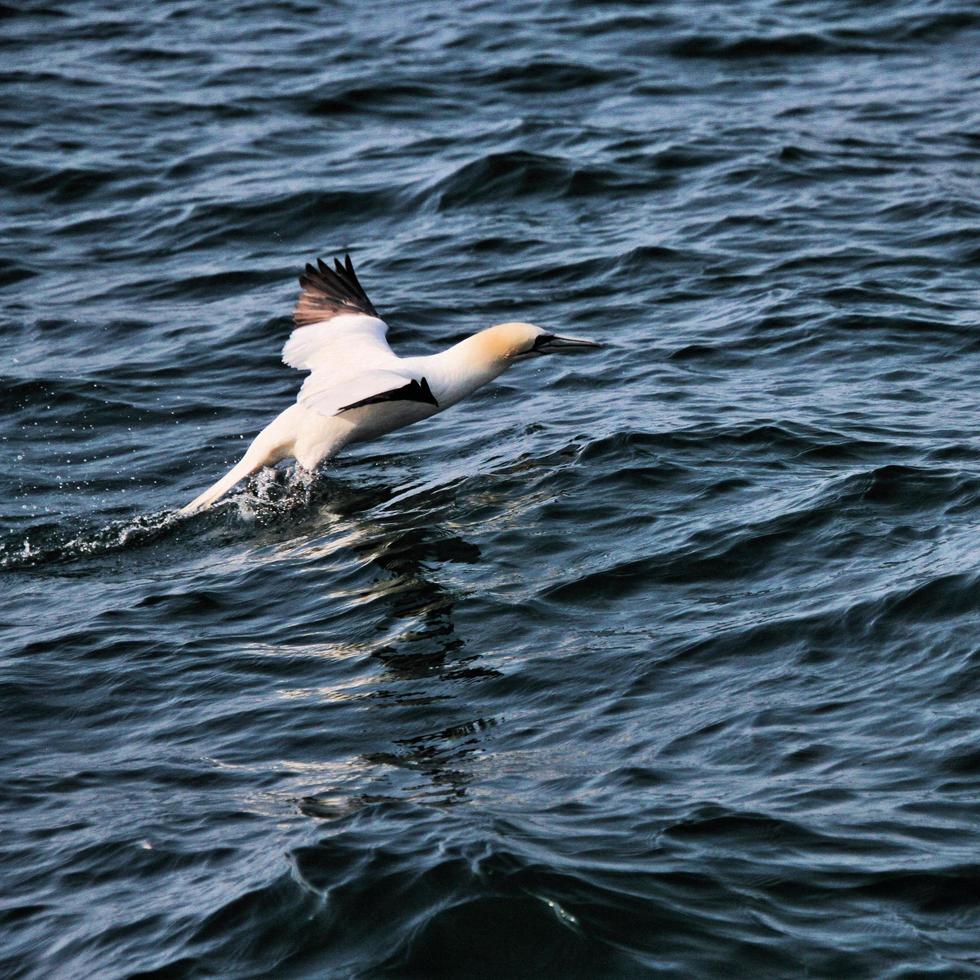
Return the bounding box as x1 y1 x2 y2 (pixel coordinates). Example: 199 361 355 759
3 1 980 976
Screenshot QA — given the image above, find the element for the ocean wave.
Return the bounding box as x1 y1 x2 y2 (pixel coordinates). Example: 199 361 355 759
467 58 620 94
302 81 443 118
427 151 630 209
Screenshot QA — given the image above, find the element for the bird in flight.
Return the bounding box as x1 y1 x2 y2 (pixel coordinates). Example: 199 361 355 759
180 255 601 513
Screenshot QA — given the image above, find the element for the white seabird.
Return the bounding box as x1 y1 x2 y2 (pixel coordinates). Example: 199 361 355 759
180 254 601 514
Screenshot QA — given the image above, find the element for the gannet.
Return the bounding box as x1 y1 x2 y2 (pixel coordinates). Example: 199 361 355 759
180 255 601 514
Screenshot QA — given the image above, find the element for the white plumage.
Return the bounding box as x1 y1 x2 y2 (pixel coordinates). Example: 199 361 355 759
180 255 600 514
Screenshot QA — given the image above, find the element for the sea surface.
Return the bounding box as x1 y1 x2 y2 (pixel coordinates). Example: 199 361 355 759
2 1 979 976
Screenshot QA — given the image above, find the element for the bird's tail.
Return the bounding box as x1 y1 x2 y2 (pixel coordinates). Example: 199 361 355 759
178 454 265 515
179 408 297 515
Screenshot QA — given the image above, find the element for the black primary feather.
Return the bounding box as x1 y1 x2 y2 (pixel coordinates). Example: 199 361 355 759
338 377 438 413
293 253 380 326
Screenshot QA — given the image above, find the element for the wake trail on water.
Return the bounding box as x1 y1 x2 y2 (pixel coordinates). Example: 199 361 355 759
0 467 324 571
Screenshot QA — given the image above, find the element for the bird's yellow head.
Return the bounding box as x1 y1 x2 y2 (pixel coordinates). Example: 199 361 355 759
475 322 602 363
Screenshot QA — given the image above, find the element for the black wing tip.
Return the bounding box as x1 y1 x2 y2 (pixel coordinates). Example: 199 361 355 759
293 251 379 326
338 376 439 413
417 377 438 406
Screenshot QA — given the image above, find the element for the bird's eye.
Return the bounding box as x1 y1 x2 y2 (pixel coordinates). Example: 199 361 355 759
530 334 555 352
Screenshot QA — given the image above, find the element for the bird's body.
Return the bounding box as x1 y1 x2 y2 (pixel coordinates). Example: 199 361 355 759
180 256 599 514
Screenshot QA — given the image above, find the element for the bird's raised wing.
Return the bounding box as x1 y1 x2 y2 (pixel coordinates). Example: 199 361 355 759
283 254 397 374
285 255 437 420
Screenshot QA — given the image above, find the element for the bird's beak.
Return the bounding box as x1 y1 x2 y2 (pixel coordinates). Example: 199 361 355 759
532 333 603 354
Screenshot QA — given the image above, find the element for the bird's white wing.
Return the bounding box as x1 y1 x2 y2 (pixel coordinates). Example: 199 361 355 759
298 368 416 417
283 254 398 375
284 313 395 373
285 255 439 420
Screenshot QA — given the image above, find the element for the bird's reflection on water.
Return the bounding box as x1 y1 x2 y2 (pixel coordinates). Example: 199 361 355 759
252 470 503 813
